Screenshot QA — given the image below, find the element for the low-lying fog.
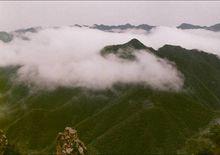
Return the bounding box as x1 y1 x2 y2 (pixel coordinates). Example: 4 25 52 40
0 26 219 91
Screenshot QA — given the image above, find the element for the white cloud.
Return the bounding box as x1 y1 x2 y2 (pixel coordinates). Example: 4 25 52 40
0 27 184 91
140 27 220 56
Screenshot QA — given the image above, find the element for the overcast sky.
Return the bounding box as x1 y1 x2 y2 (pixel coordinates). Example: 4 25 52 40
0 1 220 31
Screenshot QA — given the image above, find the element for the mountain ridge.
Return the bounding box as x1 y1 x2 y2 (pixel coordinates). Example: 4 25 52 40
100 38 156 60
92 23 155 32
0 39 220 154
177 23 220 31
1 23 220 43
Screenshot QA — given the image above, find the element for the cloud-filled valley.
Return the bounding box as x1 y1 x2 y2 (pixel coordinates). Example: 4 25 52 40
0 26 220 91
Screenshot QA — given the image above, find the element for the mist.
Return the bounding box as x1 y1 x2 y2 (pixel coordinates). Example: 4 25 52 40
0 26 186 91
1 25 220 91
110 26 220 56
142 27 220 56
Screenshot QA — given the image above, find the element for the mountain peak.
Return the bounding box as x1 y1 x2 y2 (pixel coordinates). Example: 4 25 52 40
125 23 132 26
125 38 147 49
100 38 154 60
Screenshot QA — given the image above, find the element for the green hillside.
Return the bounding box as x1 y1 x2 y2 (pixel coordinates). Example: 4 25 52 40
0 39 220 154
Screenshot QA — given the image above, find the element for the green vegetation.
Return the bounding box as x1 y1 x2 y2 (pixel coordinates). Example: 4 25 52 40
182 124 220 155
157 45 220 109
0 40 220 154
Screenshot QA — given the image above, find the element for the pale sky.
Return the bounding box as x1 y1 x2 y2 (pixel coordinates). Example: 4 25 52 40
0 1 220 31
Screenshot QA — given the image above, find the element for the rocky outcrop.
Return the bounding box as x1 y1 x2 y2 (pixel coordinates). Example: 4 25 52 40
56 127 87 155
0 130 8 155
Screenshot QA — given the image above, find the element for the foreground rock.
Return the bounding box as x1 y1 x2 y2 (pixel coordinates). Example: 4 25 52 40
0 130 8 155
56 127 87 155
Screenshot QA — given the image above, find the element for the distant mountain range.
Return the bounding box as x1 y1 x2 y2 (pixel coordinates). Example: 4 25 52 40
91 23 155 32
91 23 220 32
1 23 220 43
177 23 220 32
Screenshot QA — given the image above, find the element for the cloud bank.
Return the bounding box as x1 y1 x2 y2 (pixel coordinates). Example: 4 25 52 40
110 26 220 56
0 27 185 91
142 27 220 56
2 25 219 91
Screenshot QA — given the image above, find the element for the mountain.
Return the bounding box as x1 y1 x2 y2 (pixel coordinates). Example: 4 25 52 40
207 23 220 32
100 38 155 60
0 31 13 43
14 27 41 34
92 23 155 32
89 23 220 32
0 27 41 43
1 23 219 44
177 23 206 30
102 38 148 51
177 23 220 31
0 39 220 154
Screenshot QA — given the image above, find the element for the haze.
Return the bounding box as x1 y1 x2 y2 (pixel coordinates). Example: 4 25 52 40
1 1 220 31
0 27 184 91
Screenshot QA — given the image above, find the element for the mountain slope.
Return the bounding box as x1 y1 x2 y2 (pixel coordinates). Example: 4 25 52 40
0 39 220 154
157 45 220 108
